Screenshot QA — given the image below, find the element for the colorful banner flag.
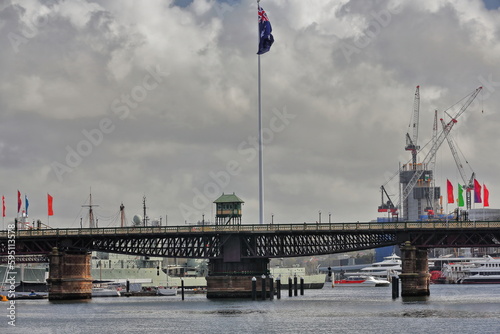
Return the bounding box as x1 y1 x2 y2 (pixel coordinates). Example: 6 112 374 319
48 194 54 216
474 179 482 203
25 195 29 216
446 180 454 204
257 6 274 55
17 190 21 213
484 184 489 207
2 196 5 217
457 184 464 207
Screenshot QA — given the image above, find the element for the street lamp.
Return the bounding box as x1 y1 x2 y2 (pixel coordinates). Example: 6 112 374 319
271 213 274 224
318 210 321 223
329 212 331 224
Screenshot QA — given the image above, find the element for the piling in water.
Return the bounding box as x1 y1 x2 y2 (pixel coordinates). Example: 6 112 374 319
261 275 266 300
276 276 281 299
269 276 274 300
392 276 399 299
252 277 257 301
181 279 185 301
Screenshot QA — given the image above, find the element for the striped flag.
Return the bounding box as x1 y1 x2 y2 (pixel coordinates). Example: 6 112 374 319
25 195 29 216
474 179 482 203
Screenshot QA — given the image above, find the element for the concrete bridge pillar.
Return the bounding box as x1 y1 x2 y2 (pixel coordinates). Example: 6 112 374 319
399 241 430 297
46 247 93 300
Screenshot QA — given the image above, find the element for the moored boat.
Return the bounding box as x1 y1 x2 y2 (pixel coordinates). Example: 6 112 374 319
334 275 390 287
157 287 177 296
459 256 500 284
92 287 121 297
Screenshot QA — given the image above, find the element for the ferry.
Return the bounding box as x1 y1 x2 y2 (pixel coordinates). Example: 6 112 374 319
341 253 401 279
459 256 500 284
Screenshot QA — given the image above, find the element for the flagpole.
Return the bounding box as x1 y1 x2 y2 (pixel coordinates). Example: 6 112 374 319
257 0 264 225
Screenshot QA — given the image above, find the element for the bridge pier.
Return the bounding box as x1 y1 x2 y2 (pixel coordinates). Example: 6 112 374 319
46 247 93 301
206 258 270 298
399 241 430 297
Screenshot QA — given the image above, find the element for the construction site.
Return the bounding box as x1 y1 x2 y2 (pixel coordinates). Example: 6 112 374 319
377 86 497 222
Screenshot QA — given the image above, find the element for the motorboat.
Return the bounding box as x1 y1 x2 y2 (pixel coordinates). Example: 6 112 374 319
92 287 121 297
157 287 177 296
334 275 390 287
344 254 401 279
459 256 500 284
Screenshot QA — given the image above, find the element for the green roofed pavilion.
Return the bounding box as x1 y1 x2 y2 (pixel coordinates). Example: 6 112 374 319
214 193 244 225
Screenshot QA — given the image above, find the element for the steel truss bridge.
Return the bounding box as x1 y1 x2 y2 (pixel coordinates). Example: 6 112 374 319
1 221 499 262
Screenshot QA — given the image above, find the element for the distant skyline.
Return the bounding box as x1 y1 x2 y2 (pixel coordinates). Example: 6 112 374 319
1 0 500 229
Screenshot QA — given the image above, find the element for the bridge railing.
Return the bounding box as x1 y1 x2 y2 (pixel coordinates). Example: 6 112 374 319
1 220 499 238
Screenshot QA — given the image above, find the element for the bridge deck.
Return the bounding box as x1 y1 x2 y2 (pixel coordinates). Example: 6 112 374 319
1 221 499 260
1 220 499 238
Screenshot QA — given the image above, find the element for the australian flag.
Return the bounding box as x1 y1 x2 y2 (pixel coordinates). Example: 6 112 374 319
257 6 274 55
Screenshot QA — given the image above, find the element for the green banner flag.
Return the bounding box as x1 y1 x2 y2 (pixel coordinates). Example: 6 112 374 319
458 184 465 207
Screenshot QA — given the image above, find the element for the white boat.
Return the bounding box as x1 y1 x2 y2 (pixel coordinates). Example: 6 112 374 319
459 256 500 284
344 254 401 279
334 275 391 287
157 287 177 296
92 287 121 297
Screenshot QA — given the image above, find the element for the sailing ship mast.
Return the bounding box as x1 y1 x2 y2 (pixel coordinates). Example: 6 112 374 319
82 191 99 228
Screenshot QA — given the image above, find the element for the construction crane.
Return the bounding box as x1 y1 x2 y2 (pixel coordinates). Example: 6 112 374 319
378 185 397 216
405 86 420 168
399 86 483 212
427 110 439 215
441 118 475 210
378 86 420 218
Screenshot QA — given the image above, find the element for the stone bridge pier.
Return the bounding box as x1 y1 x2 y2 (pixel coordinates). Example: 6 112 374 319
46 247 93 300
399 241 430 297
206 235 270 298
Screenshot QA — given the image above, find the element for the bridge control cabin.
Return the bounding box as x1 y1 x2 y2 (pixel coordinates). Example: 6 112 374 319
214 193 244 225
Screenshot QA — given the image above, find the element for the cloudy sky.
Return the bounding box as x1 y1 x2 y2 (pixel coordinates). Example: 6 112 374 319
1 0 500 229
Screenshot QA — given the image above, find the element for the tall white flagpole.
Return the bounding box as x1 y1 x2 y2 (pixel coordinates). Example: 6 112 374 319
257 0 264 225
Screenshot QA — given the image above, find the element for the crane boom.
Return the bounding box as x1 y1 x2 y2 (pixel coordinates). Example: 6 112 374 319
399 86 482 210
442 119 476 210
405 86 420 167
441 119 468 184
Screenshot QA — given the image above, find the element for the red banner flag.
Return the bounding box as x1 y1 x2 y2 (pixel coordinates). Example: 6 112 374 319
48 194 54 216
474 179 482 203
446 179 454 204
2 196 5 217
17 190 21 213
484 184 489 207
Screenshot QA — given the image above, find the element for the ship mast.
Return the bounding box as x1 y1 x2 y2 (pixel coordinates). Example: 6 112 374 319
82 190 99 228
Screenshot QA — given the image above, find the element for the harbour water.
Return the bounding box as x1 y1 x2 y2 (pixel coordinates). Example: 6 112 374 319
4 284 500 334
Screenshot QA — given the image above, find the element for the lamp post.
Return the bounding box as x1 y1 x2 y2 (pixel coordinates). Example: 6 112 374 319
329 212 331 224
271 213 274 224
318 210 321 223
